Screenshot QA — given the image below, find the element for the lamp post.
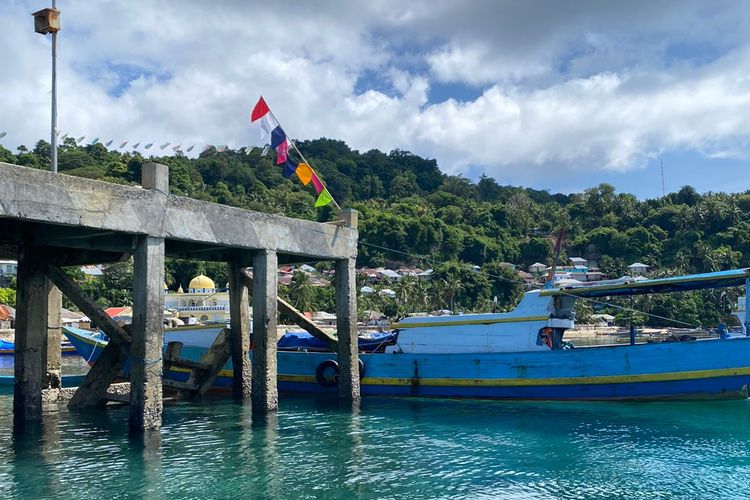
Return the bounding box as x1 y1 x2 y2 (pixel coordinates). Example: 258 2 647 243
32 3 60 173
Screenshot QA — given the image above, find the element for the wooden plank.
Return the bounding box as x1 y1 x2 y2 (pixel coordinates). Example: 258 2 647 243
242 274 338 349
195 328 231 397
163 379 199 392
45 264 132 342
68 335 130 409
168 358 211 371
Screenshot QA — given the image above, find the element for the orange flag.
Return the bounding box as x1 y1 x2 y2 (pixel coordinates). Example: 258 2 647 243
296 163 313 185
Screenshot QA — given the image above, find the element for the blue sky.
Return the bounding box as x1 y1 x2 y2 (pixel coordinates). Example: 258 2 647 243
1 0 750 199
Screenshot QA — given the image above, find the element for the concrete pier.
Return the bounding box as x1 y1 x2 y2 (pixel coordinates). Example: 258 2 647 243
13 249 48 424
252 249 279 412
44 284 62 390
0 160 358 430
129 235 165 432
336 209 360 401
229 256 252 400
336 256 360 401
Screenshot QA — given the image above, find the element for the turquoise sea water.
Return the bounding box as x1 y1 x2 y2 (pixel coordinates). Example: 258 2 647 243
1 393 750 499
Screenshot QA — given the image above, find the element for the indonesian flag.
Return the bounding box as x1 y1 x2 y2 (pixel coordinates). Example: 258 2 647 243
251 97 270 122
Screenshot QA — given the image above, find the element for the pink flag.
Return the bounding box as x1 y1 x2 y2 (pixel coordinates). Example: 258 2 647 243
251 97 270 122
276 140 289 165
311 172 324 193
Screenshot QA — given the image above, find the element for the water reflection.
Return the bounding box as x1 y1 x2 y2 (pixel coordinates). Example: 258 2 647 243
0 395 749 498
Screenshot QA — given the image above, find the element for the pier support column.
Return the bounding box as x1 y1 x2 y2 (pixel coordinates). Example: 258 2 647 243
229 254 252 400
336 257 360 401
44 283 62 389
129 235 165 432
251 249 278 412
14 249 48 424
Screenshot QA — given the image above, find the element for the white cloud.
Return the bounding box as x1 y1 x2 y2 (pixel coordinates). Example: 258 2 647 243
1 0 750 191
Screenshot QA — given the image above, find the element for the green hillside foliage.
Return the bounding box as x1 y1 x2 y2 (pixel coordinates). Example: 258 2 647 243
1 138 748 326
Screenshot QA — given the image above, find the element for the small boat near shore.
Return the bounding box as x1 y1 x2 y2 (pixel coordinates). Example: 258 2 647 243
0 338 78 356
64 268 750 401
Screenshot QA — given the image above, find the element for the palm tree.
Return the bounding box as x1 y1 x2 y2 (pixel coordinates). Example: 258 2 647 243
444 275 464 312
288 270 315 313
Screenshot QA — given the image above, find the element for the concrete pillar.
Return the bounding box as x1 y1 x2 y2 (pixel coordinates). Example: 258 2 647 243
43 283 62 389
251 249 278 412
14 249 48 424
229 255 252 400
336 257 360 401
129 235 165 432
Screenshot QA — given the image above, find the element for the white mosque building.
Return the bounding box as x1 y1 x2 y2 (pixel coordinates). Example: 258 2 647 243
163 274 231 324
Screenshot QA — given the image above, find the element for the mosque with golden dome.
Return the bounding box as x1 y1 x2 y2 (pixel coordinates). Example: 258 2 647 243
163 274 231 324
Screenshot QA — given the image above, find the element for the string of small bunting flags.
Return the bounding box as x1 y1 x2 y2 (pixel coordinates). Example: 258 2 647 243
0 130 243 155
250 96 338 209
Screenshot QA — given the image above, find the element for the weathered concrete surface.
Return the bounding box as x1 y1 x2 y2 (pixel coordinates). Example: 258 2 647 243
0 162 357 260
14 250 47 423
252 249 279 412
129 235 165 432
229 258 252 400
336 257 361 401
44 283 62 389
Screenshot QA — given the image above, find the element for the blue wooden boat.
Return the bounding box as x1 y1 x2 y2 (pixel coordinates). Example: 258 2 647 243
0 338 79 356
63 268 750 401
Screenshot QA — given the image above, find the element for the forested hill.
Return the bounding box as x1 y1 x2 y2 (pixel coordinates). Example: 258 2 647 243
2 138 749 324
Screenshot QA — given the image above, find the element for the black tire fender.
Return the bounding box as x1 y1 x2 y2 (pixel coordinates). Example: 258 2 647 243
315 359 366 386
315 359 339 387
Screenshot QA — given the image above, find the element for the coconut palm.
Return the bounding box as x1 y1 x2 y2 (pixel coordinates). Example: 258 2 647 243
288 270 316 313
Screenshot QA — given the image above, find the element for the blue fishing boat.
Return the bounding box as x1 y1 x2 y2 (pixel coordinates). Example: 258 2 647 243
63 268 750 401
0 338 78 356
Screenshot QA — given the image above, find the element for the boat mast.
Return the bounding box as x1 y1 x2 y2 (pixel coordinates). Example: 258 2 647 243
545 227 565 290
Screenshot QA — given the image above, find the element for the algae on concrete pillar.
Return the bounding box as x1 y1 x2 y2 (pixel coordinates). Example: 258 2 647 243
252 249 278 412
229 256 252 400
44 282 62 389
130 235 165 432
336 257 360 401
14 250 48 424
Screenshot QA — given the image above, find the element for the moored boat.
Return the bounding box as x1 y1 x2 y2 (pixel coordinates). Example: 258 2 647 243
63 267 750 401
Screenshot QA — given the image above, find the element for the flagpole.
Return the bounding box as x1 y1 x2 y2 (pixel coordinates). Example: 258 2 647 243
265 107 342 211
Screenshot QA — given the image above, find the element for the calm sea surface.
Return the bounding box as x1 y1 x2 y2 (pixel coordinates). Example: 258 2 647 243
0 388 749 499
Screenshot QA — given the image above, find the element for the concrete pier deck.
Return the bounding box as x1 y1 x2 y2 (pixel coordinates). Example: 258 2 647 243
0 161 359 432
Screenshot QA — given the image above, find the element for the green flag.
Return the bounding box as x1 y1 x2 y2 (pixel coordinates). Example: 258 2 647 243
314 188 334 207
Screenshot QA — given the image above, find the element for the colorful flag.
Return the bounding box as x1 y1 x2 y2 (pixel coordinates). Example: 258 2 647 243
186 144 195 152
261 145 270 157
283 158 298 178
270 126 286 149
201 144 212 153
251 97 270 122
0 132 7 139
295 163 313 186
172 144 182 151
276 140 289 165
311 172 324 194
132 142 141 149
160 142 170 150
105 139 113 147
314 188 334 207
76 136 85 143
119 141 128 148
91 137 99 144
145 143 154 149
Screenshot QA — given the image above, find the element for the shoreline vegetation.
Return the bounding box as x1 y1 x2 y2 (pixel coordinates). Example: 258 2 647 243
1 138 748 328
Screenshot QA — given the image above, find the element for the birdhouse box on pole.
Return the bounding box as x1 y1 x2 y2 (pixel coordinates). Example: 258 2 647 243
32 8 60 34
